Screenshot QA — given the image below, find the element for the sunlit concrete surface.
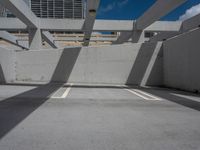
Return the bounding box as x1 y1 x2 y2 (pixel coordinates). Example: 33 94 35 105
0 84 200 150
0 0 200 149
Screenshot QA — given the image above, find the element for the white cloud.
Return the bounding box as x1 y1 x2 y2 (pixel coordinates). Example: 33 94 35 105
100 3 116 13
179 3 200 21
99 0 129 14
117 0 129 7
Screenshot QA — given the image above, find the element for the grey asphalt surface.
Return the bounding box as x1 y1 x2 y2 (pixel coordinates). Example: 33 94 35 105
0 84 200 150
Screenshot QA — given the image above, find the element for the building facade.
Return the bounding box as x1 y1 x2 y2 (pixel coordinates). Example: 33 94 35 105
0 0 84 19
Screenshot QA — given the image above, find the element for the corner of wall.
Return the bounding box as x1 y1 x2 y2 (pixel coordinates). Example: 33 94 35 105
0 47 16 83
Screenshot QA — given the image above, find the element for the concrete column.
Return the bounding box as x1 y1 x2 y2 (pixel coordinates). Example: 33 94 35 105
28 28 42 50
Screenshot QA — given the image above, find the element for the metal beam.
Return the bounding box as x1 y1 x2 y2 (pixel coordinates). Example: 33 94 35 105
136 0 187 30
0 31 28 49
42 31 59 48
83 0 100 46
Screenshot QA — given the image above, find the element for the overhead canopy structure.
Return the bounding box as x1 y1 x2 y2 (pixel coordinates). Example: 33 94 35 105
0 0 38 28
136 0 187 30
0 0 57 49
0 31 28 49
0 0 198 49
0 18 182 32
115 0 187 44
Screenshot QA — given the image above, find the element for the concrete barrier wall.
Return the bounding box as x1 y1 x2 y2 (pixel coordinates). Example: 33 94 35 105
163 28 200 92
0 47 15 83
1 28 199 90
15 43 163 86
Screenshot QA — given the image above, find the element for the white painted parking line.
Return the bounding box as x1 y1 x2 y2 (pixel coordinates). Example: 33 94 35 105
60 84 73 98
134 89 162 101
124 88 162 101
51 83 73 99
125 89 150 100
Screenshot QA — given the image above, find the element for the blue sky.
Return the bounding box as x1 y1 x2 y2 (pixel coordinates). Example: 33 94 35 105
96 0 200 21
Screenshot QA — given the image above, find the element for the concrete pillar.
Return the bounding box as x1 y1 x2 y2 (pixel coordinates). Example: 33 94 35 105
28 28 42 50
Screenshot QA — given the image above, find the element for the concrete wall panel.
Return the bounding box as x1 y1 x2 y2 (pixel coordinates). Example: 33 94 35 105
15 43 163 86
163 28 200 92
0 47 15 83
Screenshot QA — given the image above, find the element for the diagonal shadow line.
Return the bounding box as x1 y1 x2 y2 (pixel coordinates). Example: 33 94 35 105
126 42 157 85
0 83 62 139
134 87 200 112
0 64 6 84
51 47 81 83
140 42 163 86
0 47 81 139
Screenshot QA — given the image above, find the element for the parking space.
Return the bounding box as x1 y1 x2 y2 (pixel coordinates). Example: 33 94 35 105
0 84 200 150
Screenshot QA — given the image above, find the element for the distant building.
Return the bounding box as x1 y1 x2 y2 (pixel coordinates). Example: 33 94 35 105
0 0 84 19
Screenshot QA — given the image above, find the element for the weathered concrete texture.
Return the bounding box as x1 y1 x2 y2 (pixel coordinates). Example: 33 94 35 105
0 85 200 150
163 28 200 92
0 47 15 83
14 43 163 86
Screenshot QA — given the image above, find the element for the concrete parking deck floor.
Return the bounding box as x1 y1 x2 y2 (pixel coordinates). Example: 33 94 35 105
0 84 200 150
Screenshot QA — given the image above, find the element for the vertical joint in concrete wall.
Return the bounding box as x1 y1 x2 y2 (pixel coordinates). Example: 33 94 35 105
28 28 42 50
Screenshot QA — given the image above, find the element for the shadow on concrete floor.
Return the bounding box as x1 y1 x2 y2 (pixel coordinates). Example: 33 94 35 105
0 83 62 139
132 87 200 112
0 47 81 139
